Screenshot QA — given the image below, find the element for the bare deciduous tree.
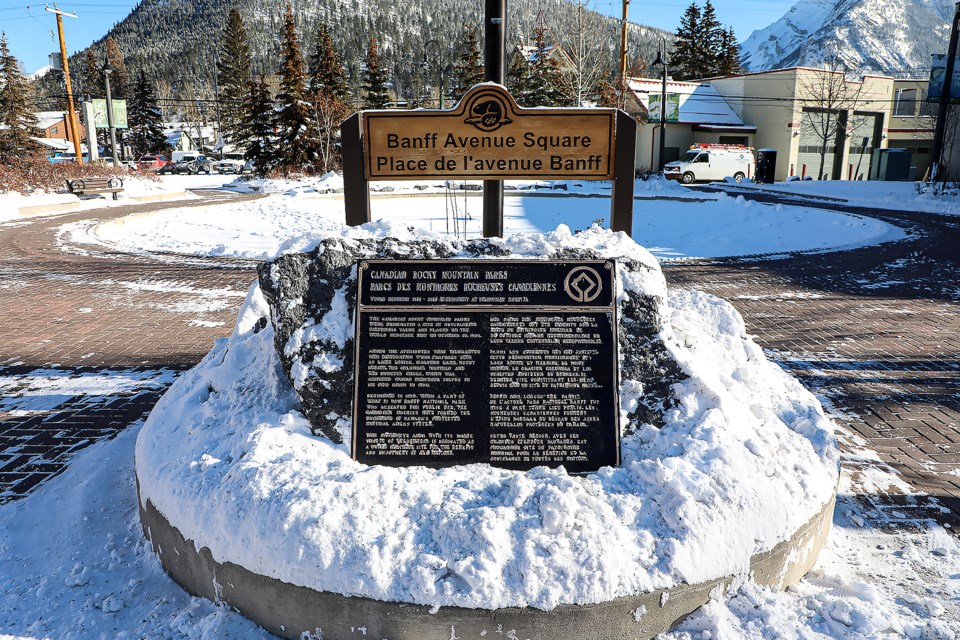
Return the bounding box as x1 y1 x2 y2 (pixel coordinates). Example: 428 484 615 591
798 59 866 180
553 0 614 106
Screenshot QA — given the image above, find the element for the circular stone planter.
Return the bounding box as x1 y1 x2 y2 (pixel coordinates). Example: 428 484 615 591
137 482 836 640
136 232 841 639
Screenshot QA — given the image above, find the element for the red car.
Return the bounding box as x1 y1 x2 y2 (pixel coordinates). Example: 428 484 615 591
137 155 169 171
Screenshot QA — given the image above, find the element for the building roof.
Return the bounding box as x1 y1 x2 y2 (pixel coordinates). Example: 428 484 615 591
35 111 67 130
32 137 73 151
515 44 574 70
627 78 748 126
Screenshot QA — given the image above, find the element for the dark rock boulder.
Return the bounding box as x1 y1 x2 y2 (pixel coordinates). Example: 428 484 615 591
257 237 686 446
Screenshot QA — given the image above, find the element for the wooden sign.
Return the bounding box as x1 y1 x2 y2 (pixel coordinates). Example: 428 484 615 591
362 84 616 180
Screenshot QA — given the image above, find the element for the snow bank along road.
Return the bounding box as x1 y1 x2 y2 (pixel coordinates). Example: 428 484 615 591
0 188 957 527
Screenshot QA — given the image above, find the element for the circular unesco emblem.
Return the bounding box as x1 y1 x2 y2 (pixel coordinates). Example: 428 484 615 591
564 266 603 303
463 92 513 132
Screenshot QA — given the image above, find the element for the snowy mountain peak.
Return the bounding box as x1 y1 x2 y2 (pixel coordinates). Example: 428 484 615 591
741 0 954 75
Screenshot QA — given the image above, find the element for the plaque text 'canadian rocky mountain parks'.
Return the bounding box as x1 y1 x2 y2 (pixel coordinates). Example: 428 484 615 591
352 260 620 473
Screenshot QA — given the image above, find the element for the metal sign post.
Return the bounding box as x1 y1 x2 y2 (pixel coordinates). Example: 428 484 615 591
483 0 506 237
930 1 960 182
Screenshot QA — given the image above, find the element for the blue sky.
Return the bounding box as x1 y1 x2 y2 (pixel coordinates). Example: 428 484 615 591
1 0 799 75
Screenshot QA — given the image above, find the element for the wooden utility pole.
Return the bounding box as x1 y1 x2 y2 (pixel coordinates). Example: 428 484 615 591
46 5 84 164
930 1 960 182
618 0 630 106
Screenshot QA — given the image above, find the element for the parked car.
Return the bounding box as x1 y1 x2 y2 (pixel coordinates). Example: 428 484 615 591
663 144 756 184
160 155 212 175
137 155 169 171
212 154 245 174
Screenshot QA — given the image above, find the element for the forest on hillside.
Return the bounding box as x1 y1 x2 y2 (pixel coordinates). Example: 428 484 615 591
36 0 670 117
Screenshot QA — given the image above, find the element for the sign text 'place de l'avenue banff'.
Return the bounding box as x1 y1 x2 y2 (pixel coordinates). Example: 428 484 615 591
362 84 616 180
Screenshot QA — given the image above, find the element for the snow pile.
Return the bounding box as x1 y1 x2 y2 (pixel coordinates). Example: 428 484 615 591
740 180 960 217
135 222 839 611
0 174 201 223
82 182 904 261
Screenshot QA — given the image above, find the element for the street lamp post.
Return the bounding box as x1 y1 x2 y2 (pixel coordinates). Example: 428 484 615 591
102 60 119 168
652 39 669 172
424 39 444 109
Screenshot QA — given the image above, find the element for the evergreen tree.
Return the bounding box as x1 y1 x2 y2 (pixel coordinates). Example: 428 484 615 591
452 23 483 99
0 33 39 164
363 36 390 108
309 23 349 102
717 27 742 76
506 47 531 103
217 8 253 146
590 77 619 108
524 20 571 107
307 23 348 171
671 3 702 81
672 1 740 79
274 4 317 172
79 49 104 98
240 75 275 175
128 70 166 156
104 36 128 98
700 0 723 76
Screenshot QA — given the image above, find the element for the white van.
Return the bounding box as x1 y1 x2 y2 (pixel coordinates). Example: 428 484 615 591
664 144 756 184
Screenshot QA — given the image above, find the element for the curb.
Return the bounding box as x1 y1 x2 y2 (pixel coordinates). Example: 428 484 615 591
138 479 836 640
130 191 190 203
16 201 81 217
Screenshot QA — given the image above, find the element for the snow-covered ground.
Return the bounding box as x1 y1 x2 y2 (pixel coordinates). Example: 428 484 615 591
68 176 906 261
2 175 959 638
1 384 955 638
718 179 960 216
0 174 238 223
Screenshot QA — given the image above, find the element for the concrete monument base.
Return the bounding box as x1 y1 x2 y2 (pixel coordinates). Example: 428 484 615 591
137 480 836 640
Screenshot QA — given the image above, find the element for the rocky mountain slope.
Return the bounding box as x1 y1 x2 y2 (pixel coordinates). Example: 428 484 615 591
63 0 668 104
740 0 954 75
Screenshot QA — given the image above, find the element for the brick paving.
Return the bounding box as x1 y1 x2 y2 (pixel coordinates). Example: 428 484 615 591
665 189 960 529
1 187 959 533
0 192 261 502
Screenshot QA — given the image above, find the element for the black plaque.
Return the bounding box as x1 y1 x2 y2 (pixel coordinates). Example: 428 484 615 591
352 260 620 473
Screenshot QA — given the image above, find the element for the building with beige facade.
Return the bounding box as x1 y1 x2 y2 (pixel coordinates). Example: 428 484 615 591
630 67 939 182
712 68 897 181
887 78 939 180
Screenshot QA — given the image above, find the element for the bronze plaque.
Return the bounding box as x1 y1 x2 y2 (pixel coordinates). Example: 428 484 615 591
362 85 616 180
351 259 620 473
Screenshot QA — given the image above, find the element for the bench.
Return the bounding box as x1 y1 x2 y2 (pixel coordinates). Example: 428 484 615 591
66 177 124 200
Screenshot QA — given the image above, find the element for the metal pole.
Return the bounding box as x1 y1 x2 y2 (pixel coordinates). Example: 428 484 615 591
659 52 667 171
424 40 443 109
930 1 960 182
212 57 223 159
104 70 119 168
48 7 84 164
483 0 506 238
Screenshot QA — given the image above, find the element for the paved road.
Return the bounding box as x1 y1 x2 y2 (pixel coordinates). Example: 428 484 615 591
1 188 958 531
0 191 261 501
669 187 960 527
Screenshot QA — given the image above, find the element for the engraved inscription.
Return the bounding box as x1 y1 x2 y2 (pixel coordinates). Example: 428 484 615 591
353 260 620 473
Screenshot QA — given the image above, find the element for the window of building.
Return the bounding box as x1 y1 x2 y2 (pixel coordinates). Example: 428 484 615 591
51 126 58 135
718 136 748 146
894 89 917 117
